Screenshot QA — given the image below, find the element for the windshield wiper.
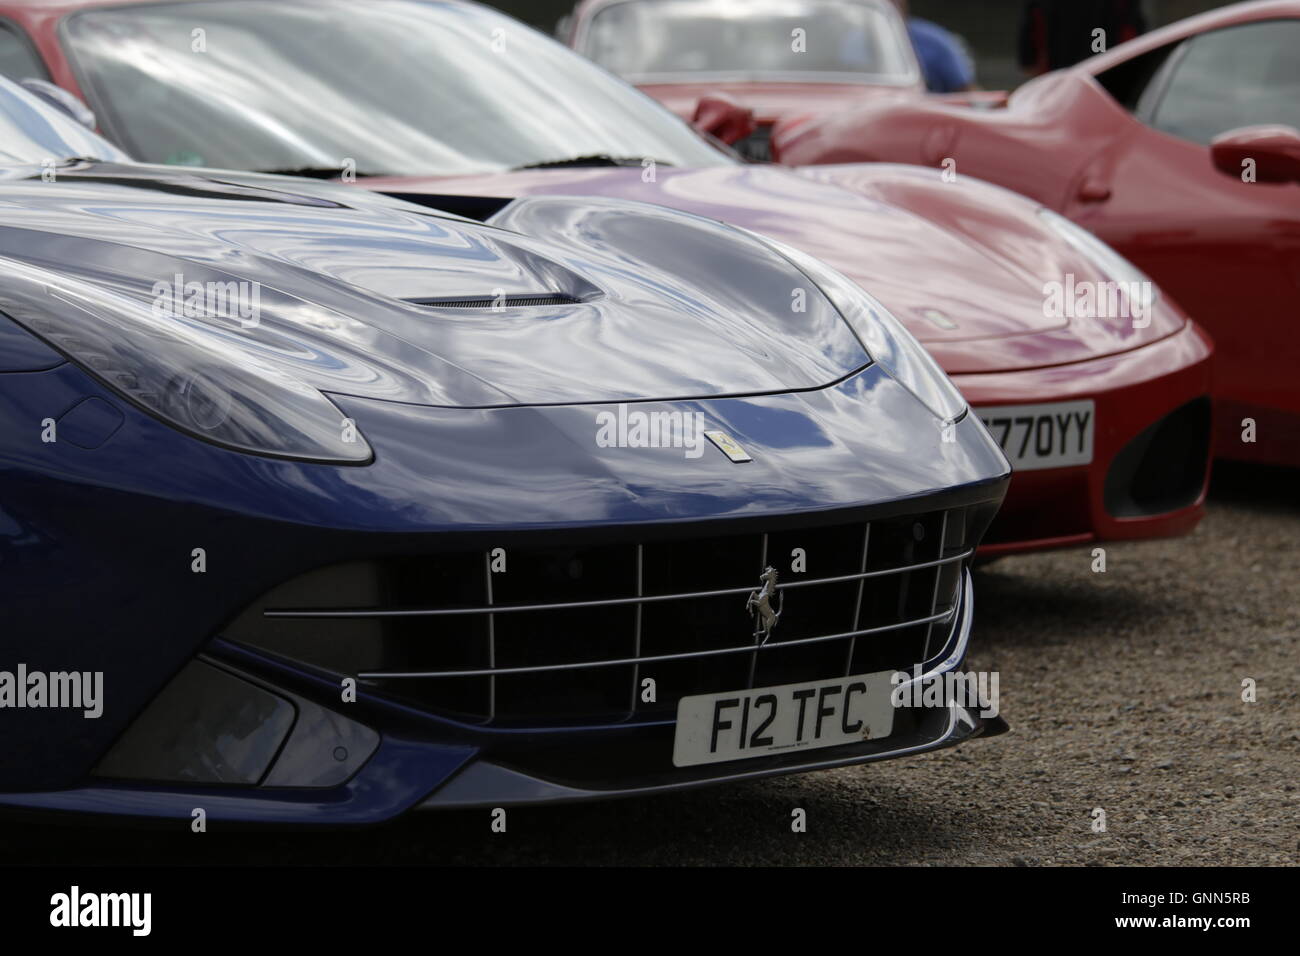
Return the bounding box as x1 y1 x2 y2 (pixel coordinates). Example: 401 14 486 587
511 154 675 171
250 166 381 180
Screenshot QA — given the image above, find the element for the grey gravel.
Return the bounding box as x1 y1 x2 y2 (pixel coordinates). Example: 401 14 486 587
3 465 1296 865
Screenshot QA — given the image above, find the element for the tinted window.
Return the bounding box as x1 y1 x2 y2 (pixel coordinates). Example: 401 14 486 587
0 22 46 81
1094 43 1177 113
1149 20 1300 144
65 0 730 176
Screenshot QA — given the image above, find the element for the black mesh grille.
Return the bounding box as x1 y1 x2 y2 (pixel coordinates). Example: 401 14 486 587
222 508 976 727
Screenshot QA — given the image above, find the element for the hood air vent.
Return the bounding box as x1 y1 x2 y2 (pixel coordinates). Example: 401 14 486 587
407 293 585 309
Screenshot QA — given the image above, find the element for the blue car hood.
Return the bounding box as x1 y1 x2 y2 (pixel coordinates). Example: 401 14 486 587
0 161 868 407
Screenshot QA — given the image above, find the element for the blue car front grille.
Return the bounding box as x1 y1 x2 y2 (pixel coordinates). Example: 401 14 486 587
224 507 977 727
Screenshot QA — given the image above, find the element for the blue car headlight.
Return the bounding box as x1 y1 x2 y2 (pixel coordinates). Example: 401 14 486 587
0 258 372 464
754 234 968 423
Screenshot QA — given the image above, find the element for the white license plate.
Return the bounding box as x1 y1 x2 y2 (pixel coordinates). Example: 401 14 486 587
975 400 1095 472
672 671 896 767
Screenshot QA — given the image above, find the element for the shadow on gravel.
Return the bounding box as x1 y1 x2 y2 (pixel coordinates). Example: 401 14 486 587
971 561 1182 648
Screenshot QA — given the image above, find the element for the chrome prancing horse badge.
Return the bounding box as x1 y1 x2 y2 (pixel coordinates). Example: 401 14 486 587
746 566 783 646
704 429 753 463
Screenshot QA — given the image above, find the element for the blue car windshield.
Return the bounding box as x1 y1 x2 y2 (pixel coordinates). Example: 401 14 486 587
0 74 128 165
63 0 733 177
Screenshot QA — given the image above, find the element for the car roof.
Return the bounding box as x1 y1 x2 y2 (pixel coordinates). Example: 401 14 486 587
1082 0 1300 76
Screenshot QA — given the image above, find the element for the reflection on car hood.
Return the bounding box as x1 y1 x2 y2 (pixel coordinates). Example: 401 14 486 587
373 163 1188 375
0 162 868 407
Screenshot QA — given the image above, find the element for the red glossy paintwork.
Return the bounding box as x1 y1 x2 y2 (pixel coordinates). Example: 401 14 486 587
1211 125 1300 183
957 322 1212 553
774 0 1300 467
649 83 1001 135
2 0 1217 553
369 164 1187 369
645 80 917 134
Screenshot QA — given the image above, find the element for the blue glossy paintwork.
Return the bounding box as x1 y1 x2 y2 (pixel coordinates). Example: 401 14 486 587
0 135 1009 822
0 164 868 406
0 736 474 825
0 313 61 371
1 351 1004 783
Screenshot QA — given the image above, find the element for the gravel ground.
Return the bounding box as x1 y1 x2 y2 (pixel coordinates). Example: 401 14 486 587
4 465 1296 866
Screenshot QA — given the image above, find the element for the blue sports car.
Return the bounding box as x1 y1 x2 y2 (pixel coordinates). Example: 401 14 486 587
0 76 1009 824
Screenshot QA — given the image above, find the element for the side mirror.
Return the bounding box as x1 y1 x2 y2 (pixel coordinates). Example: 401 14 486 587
691 93 756 146
1211 125 1300 185
19 78 96 131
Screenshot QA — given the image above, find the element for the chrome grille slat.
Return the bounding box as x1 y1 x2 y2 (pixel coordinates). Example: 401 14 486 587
628 543 643 718
843 522 871 675
746 532 769 689
262 549 974 620
921 512 951 661
357 604 958 679
484 551 496 721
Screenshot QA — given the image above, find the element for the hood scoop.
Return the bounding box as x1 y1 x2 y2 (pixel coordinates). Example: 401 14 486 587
1 181 869 408
407 292 591 309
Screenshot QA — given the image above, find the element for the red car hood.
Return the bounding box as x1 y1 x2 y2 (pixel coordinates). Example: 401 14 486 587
638 81 919 126
368 164 1185 376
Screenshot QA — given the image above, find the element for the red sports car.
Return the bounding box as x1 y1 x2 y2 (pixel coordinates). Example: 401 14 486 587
774 0 1300 468
561 0 928 159
6 0 1215 555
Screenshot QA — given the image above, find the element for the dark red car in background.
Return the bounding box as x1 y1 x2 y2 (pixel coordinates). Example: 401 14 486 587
561 0 927 159
0 0 1217 556
774 0 1300 467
